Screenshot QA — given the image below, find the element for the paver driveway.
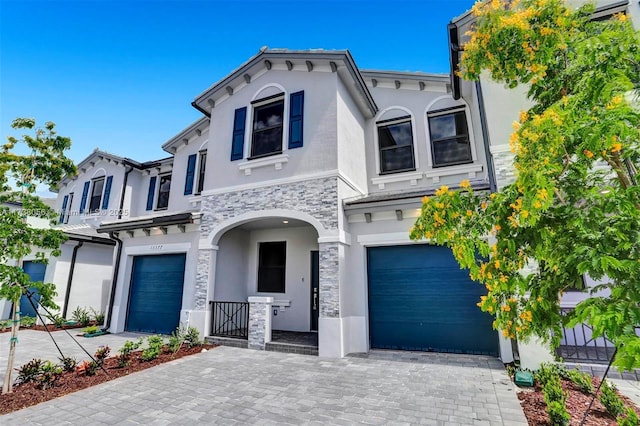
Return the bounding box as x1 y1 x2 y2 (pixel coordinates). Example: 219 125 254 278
1 344 527 425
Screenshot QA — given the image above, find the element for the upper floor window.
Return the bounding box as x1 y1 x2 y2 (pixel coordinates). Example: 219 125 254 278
251 96 284 158
59 192 73 224
89 178 105 213
156 174 171 210
197 150 207 194
377 117 415 174
428 108 472 167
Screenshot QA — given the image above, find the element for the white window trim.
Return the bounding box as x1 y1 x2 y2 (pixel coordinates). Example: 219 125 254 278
87 176 106 215
424 163 484 184
154 173 172 211
243 85 290 162
238 153 289 176
373 107 419 175
370 171 423 190
195 149 207 195
424 100 478 168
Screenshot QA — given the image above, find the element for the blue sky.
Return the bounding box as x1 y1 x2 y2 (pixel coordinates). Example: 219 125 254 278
1 0 476 166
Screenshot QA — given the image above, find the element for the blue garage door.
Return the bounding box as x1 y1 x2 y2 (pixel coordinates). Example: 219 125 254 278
126 254 186 335
368 245 498 356
20 261 46 318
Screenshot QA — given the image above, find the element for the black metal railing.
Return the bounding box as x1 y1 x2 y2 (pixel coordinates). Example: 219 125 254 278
555 308 615 363
210 301 249 339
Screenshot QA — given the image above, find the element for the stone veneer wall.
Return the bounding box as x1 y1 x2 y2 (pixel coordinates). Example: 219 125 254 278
195 177 340 311
319 243 339 318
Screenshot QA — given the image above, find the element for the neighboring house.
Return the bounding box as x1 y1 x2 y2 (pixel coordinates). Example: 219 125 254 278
50 0 639 361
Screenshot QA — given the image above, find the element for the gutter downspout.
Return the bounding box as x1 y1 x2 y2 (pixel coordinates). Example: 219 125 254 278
105 231 123 331
62 241 83 318
475 81 498 193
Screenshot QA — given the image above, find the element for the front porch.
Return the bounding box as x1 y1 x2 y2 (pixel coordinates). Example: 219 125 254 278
206 330 318 356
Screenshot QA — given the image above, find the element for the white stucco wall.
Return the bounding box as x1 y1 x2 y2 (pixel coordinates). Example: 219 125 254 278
245 225 319 332
214 227 250 302
64 243 113 317
203 70 339 192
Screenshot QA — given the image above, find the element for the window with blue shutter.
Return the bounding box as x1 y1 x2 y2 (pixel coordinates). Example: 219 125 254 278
184 154 197 195
101 176 113 210
59 195 69 223
288 91 304 149
79 181 90 214
231 107 247 161
146 176 157 211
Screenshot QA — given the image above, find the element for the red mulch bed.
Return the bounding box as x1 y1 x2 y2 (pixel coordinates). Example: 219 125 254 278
0 322 92 333
0 344 216 414
518 376 640 425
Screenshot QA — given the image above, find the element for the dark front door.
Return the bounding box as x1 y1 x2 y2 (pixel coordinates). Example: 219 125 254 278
19 261 46 318
367 245 499 356
310 251 319 331
126 253 186 335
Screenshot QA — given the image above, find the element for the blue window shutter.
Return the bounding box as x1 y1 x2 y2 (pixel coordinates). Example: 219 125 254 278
146 176 157 211
184 154 197 195
101 175 113 210
79 181 90 214
59 195 69 223
231 107 247 161
288 91 304 149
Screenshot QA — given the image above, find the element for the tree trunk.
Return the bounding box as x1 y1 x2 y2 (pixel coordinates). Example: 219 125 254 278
2 298 20 394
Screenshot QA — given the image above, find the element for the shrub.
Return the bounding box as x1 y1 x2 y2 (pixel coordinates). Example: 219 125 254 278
90 307 105 325
16 359 43 385
46 312 66 328
116 339 143 367
618 408 640 426
535 363 567 387
77 360 98 376
0 319 12 331
184 326 201 348
83 325 99 335
71 306 91 326
20 316 36 328
565 369 593 394
599 380 625 418
167 328 184 354
94 346 110 365
38 361 62 389
141 335 164 361
58 356 77 373
546 400 571 426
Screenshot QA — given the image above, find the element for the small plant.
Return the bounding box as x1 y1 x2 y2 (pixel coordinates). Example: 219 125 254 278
15 359 43 385
565 369 593 394
0 319 12 331
141 335 164 361
599 380 625 418
618 408 640 426
83 325 99 335
76 360 99 376
71 306 91 326
38 361 62 390
535 363 567 387
90 307 105 325
168 327 184 354
184 326 201 348
58 356 78 373
542 372 570 426
20 315 36 328
116 338 143 367
46 312 66 328
94 346 110 365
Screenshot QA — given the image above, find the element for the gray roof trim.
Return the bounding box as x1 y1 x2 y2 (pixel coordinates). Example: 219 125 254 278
361 70 450 84
344 182 491 208
97 212 193 233
66 233 116 245
192 49 378 117
161 116 210 154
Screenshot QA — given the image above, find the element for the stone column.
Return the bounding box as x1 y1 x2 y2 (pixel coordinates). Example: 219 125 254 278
194 245 217 337
319 242 340 318
248 296 273 350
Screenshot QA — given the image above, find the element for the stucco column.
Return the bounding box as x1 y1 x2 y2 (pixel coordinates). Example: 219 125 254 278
248 296 273 350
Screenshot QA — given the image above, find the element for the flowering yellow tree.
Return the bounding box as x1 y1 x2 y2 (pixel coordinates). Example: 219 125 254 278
411 0 640 370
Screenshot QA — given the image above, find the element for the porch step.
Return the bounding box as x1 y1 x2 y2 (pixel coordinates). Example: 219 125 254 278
205 336 248 349
266 341 318 356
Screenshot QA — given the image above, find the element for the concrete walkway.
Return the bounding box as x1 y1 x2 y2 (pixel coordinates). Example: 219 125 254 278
0 329 145 384
1 345 528 425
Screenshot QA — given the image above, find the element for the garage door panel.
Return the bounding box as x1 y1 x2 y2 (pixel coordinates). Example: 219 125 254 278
368 245 498 356
126 253 186 335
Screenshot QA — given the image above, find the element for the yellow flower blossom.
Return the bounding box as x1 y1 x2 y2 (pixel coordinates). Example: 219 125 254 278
422 196 430 203
521 210 529 219
534 200 542 209
435 185 449 196
466 210 473 217
519 110 529 122
460 179 471 189
611 143 622 153
583 149 594 158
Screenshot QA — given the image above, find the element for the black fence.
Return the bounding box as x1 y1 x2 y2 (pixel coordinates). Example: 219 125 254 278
556 308 616 363
210 301 249 339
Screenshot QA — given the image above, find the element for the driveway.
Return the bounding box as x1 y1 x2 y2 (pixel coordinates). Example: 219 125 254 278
0 329 145 384
0 344 527 425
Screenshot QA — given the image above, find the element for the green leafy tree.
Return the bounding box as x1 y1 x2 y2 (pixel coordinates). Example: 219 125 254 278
0 118 76 393
411 0 640 370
